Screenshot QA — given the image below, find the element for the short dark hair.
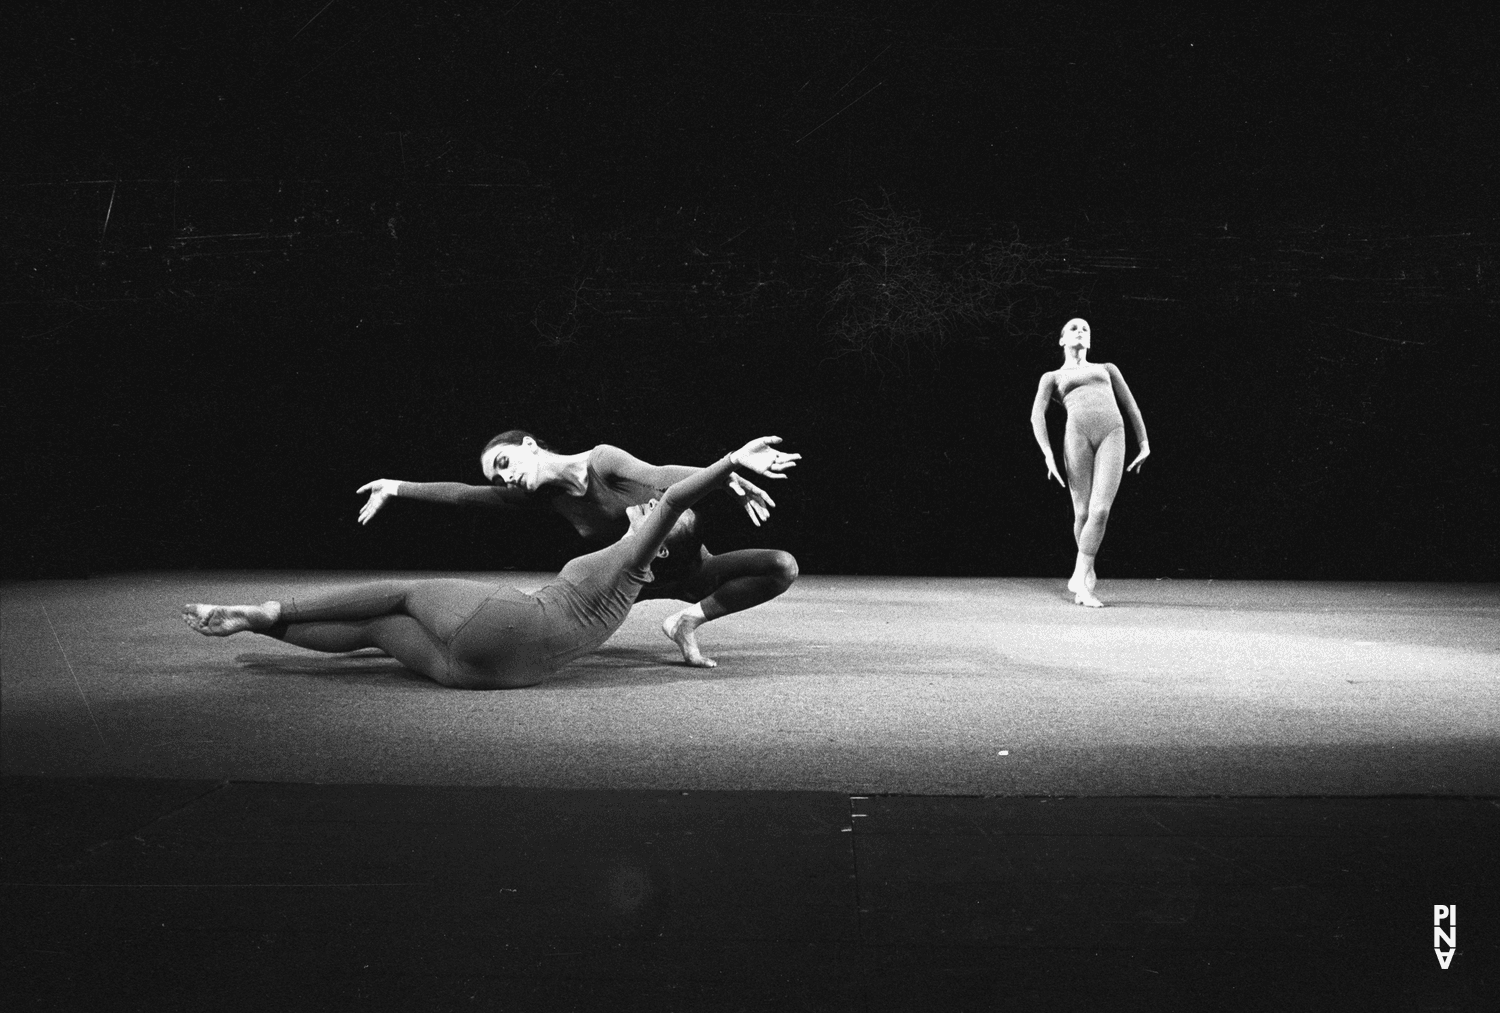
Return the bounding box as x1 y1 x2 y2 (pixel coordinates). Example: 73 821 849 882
481 429 554 454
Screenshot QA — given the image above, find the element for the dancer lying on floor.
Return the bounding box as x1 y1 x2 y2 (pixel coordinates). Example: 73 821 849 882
355 431 798 668
183 437 800 689
1030 317 1150 607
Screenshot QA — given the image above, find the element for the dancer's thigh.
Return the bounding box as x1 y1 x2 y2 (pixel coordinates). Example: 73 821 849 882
365 612 536 690
1063 423 1095 516
697 549 794 588
1089 428 1127 511
364 615 457 685
638 548 779 603
399 579 501 643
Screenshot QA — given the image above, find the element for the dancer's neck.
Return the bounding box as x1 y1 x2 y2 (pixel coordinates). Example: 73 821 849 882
537 451 592 495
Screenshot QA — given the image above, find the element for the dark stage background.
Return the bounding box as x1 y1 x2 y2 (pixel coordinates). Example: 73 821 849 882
5 3 1497 581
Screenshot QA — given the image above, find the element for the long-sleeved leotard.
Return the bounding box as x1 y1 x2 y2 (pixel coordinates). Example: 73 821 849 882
393 445 696 541
267 455 740 689
1032 362 1148 462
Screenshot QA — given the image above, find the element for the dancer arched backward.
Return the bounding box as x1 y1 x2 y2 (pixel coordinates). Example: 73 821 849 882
183 438 800 689
355 432 798 669
1030 318 1150 607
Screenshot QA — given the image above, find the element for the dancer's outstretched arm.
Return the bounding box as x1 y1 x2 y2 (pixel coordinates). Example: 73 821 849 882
625 437 800 570
1030 374 1066 487
357 479 526 525
359 450 778 527
593 445 779 528
1104 363 1151 472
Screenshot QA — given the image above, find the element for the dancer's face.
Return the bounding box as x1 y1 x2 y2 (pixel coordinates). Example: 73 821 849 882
624 499 674 559
1059 317 1092 350
482 438 541 491
625 499 657 532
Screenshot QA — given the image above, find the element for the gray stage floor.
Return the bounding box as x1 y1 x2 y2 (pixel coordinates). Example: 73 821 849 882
5 573 1497 795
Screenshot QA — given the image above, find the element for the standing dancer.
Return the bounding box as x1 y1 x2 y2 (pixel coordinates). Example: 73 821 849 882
355 433 798 668
1030 318 1150 607
183 438 800 689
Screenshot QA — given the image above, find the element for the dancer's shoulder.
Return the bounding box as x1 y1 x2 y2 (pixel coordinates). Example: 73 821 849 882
590 443 638 470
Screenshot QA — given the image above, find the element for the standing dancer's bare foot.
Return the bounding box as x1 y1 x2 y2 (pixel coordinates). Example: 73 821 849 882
1072 589 1104 608
182 601 282 636
662 608 716 668
1068 553 1100 604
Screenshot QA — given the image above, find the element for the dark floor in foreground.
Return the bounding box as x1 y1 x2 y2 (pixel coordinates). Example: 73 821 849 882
4 777 1494 1011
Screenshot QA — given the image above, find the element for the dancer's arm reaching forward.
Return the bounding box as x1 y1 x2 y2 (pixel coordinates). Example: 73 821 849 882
1030 373 1066 487
626 437 800 570
356 478 525 525
1104 363 1151 473
357 447 778 527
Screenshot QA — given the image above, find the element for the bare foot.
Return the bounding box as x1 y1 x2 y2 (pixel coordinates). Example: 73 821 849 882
182 601 281 636
1068 572 1099 596
1073 590 1104 608
662 610 716 668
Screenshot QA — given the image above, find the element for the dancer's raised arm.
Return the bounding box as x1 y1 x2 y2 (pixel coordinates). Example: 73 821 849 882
591 445 778 527
1030 373 1066 487
626 437 799 570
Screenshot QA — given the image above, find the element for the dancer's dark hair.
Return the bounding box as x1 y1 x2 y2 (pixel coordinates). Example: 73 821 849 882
482 429 554 454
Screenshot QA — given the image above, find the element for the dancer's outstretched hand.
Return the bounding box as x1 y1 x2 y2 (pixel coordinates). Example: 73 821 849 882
356 479 401 524
727 472 775 526
1044 456 1066 488
731 437 800 480
1127 442 1151 474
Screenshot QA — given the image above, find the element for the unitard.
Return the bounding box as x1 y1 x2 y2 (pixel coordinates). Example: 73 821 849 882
264 455 741 689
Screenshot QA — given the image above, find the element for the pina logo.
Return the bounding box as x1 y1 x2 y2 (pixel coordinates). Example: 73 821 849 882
1433 905 1457 969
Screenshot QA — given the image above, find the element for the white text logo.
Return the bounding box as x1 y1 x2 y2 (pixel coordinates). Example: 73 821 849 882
1434 905 1456 969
